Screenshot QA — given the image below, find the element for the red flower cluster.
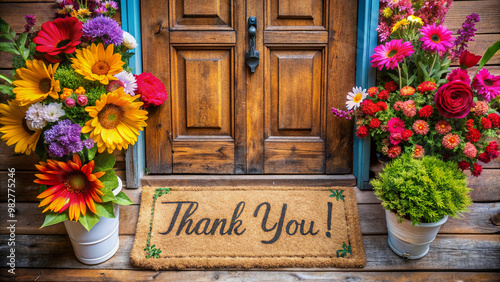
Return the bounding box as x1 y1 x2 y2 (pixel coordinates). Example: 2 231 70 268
361 100 386 116
378 90 389 100
356 125 369 138
135 73 168 108
457 160 470 170
481 117 492 129
418 105 433 118
472 163 483 177
367 87 379 97
466 119 475 130
417 81 437 93
385 81 398 92
488 113 500 128
479 141 500 164
370 118 381 128
466 128 481 143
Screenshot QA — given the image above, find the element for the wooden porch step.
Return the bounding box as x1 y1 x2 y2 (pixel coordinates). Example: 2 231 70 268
141 174 356 187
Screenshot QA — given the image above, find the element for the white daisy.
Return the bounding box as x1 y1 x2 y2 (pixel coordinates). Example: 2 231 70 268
346 86 367 110
25 103 47 130
114 71 138 95
43 102 65 122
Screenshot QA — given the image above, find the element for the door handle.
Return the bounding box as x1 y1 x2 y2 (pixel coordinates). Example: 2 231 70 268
245 16 259 73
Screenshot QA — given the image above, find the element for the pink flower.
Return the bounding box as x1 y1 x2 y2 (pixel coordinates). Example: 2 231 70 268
472 100 489 116
435 80 474 118
77 95 88 106
402 100 417 117
447 68 471 84
420 24 454 54
370 39 414 70
414 144 424 159
442 133 460 149
135 73 168 108
463 142 477 158
435 120 451 134
387 117 405 133
64 98 76 108
390 132 403 146
472 68 500 101
413 120 429 135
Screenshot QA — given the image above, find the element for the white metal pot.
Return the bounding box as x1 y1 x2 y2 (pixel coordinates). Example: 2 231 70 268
64 177 122 265
385 209 448 259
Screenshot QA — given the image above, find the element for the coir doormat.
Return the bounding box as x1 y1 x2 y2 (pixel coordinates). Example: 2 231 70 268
130 186 366 269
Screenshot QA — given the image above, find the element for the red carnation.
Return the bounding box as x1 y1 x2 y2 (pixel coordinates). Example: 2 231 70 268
460 50 482 69
472 163 482 177
376 101 388 111
466 119 475 130
478 152 491 164
356 125 369 138
417 81 437 93
135 73 168 108
377 90 389 100
418 105 433 118
385 81 398 92
486 141 499 159
402 129 413 141
361 100 379 116
369 118 381 129
457 160 470 170
488 113 500 128
466 128 481 143
32 17 83 62
367 87 379 97
481 117 492 129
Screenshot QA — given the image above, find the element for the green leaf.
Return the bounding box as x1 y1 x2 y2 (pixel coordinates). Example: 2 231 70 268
0 17 15 41
0 84 14 97
387 72 399 83
98 169 119 202
93 153 116 172
15 32 27 49
114 191 133 205
78 211 101 231
41 211 70 228
83 144 97 162
0 42 20 55
94 201 116 218
475 41 500 76
39 184 48 194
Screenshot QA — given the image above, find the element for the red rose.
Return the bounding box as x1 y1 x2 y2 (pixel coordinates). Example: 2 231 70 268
434 80 474 118
459 50 482 69
135 73 168 108
418 105 433 118
356 125 369 138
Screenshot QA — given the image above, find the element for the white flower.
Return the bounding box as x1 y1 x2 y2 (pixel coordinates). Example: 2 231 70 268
122 31 138 49
43 103 65 122
114 71 138 95
25 103 47 130
346 86 367 110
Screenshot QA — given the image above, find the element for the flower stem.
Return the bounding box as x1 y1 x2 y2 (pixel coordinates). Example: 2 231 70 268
397 64 402 89
0 74 12 85
429 53 438 78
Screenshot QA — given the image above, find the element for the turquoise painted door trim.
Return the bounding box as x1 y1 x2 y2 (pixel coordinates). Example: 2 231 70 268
354 0 379 190
121 0 144 188
122 0 378 187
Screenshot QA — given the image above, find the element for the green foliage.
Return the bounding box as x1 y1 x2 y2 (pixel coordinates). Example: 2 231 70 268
0 18 30 61
474 40 500 78
371 152 472 225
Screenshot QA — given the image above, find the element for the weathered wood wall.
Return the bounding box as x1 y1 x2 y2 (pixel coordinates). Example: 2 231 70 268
0 1 126 186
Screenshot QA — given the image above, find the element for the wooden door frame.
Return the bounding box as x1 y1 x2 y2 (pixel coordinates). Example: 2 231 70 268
122 0 378 188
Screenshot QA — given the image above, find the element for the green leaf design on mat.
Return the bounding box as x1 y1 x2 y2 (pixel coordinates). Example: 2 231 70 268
330 190 345 202
144 188 170 259
336 242 352 258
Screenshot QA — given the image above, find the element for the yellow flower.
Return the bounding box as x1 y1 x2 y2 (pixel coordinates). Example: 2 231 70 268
407 15 423 25
13 59 60 106
71 43 124 85
82 88 148 153
75 86 86 96
391 18 409 34
60 88 73 100
77 8 91 16
382 7 393 18
0 100 42 155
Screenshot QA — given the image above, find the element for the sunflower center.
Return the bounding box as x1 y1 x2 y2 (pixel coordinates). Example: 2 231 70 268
431 34 440 43
56 38 72 48
92 61 111 76
388 49 398 57
64 172 89 194
98 104 123 129
353 93 363 103
484 79 493 87
38 78 52 93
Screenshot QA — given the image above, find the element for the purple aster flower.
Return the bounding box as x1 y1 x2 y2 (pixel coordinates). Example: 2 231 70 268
331 107 353 120
452 13 480 60
44 119 93 157
82 15 123 46
104 1 118 9
24 15 36 32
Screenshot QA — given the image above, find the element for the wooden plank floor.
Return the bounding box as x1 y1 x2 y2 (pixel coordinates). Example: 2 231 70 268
1 175 499 281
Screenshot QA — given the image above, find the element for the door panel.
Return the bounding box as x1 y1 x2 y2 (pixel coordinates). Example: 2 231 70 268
142 0 357 174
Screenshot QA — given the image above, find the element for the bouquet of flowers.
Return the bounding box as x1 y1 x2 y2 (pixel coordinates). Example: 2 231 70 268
332 1 500 177
0 1 168 230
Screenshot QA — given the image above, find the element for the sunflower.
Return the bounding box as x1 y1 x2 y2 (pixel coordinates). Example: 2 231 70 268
0 100 42 155
13 59 60 106
35 154 106 222
82 88 148 153
71 43 124 85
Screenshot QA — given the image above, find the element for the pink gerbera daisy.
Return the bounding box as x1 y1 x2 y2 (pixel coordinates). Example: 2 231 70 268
370 39 414 70
387 117 405 133
472 69 500 101
420 24 454 54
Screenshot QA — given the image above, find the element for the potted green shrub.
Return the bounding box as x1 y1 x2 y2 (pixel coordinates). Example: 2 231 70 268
371 152 472 259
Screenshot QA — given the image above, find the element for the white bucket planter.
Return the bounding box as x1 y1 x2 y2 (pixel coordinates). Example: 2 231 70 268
385 209 448 259
64 177 122 265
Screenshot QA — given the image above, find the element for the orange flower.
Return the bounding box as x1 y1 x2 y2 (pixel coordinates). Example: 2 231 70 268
400 86 415 96
34 154 106 221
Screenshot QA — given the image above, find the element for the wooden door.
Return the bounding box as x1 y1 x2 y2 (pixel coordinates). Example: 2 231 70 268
141 0 357 175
